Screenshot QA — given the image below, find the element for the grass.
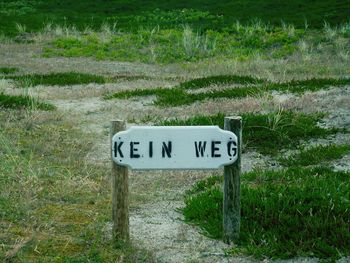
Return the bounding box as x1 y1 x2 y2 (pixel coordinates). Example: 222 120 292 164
0 67 18 74
0 93 55 110
153 86 261 106
0 110 153 262
279 144 350 167
177 75 265 89
270 78 350 93
158 111 339 155
1 0 349 36
42 22 305 63
183 167 350 260
7 72 107 87
105 76 350 106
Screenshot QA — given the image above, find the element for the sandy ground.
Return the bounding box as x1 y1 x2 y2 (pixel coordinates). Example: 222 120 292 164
1 43 350 263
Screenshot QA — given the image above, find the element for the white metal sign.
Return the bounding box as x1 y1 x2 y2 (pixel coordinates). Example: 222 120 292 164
111 126 238 170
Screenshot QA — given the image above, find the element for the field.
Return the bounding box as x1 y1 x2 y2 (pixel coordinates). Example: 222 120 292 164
1 0 350 36
1 1 350 262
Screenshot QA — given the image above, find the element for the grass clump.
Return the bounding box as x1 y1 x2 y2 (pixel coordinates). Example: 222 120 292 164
183 167 350 260
0 67 18 74
9 72 107 87
159 111 338 154
279 144 350 167
178 75 265 90
104 87 164 100
271 78 350 93
0 93 55 110
155 86 261 106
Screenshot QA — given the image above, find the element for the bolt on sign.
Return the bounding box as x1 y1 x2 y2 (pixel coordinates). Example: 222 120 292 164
112 126 238 170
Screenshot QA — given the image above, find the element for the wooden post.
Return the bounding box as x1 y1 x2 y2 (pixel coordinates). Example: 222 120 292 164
223 116 242 244
110 120 129 243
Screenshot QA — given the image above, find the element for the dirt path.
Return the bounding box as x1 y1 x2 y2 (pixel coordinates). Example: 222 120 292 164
49 90 350 263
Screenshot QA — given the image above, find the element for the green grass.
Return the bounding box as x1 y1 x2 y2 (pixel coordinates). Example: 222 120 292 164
0 110 153 262
270 78 350 93
156 87 263 106
279 144 350 167
43 23 305 63
0 93 55 110
106 88 165 100
0 67 18 75
1 0 349 36
177 75 265 89
183 167 350 260
158 111 339 155
8 72 107 87
105 76 350 106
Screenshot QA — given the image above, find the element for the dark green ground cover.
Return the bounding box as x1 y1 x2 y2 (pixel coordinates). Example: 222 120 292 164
7 72 107 87
0 93 55 110
0 67 18 74
1 0 349 36
183 167 350 260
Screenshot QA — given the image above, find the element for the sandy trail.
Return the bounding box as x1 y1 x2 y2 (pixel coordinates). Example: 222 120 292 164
49 88 350 263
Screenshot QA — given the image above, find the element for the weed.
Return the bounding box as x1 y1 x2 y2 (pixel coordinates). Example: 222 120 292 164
279 144 350 167
15 23 27 34
339 22 350 37
182 25 216 59
183 167 350 260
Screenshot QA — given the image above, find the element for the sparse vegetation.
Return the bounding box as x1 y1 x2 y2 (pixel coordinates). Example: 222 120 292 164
0 110 153 262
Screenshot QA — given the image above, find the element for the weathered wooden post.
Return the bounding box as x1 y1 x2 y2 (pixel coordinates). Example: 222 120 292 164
223 116 242 244
110 121 240 244
110 120 129 243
